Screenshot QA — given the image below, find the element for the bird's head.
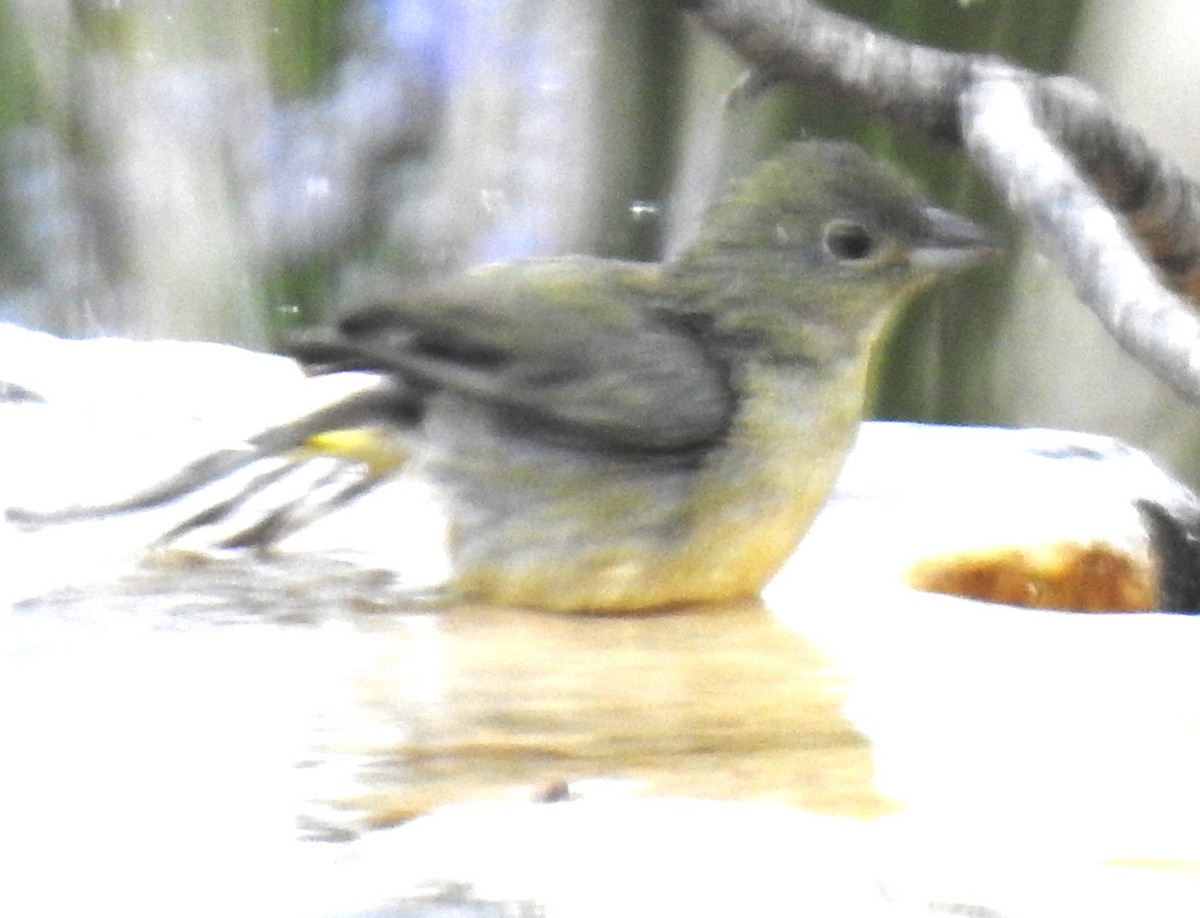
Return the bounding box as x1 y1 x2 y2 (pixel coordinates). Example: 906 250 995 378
670 141 995 360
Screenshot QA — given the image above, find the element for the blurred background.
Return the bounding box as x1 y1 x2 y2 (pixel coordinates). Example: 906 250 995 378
1 0 1197 483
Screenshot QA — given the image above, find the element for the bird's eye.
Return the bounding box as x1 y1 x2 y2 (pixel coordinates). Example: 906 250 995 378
822 220 878 262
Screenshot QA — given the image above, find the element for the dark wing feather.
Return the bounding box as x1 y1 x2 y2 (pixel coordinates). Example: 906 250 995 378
290 259 734 453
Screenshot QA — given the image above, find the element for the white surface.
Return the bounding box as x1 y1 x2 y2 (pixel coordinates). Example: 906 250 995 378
4 327 1200 915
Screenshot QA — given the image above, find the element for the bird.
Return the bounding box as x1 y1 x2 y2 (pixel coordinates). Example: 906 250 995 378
11 141 993 612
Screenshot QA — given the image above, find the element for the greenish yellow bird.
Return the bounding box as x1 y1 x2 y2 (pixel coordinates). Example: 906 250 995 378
18 141 993 612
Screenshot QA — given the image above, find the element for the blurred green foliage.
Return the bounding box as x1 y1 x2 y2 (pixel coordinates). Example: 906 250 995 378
0 4 39 129
265 0 347 96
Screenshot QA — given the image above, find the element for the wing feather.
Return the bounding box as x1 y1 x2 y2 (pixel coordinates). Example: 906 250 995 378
291 259 734 452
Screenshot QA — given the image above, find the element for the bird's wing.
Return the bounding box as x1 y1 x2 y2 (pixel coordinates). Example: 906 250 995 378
291 258 735 453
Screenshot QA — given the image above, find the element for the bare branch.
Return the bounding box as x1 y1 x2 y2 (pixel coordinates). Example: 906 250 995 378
964 78 1200 404
1029 77 1200 302
680 0 977 143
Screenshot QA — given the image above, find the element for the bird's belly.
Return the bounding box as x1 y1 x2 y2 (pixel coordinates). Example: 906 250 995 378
420 380 857 613
429 444 703 612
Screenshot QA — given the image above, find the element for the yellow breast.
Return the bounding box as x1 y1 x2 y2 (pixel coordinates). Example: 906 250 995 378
448 358 869 613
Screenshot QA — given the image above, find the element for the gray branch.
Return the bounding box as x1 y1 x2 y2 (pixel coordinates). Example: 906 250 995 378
963 78 1200 404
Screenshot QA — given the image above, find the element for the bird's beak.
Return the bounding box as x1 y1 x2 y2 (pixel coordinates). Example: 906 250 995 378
909 203 1000 272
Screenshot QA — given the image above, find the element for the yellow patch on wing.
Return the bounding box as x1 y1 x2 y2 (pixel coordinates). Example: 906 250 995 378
301 428 409 475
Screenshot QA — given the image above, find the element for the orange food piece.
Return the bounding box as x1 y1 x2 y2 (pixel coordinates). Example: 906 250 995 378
905 541 1156 612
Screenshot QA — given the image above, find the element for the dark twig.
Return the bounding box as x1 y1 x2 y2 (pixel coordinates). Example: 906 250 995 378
1028 77 1200 302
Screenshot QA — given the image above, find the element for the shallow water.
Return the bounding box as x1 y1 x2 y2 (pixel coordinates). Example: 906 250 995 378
2 554 883 914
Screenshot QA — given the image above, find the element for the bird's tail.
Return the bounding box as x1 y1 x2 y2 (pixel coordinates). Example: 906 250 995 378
6 377 415 549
